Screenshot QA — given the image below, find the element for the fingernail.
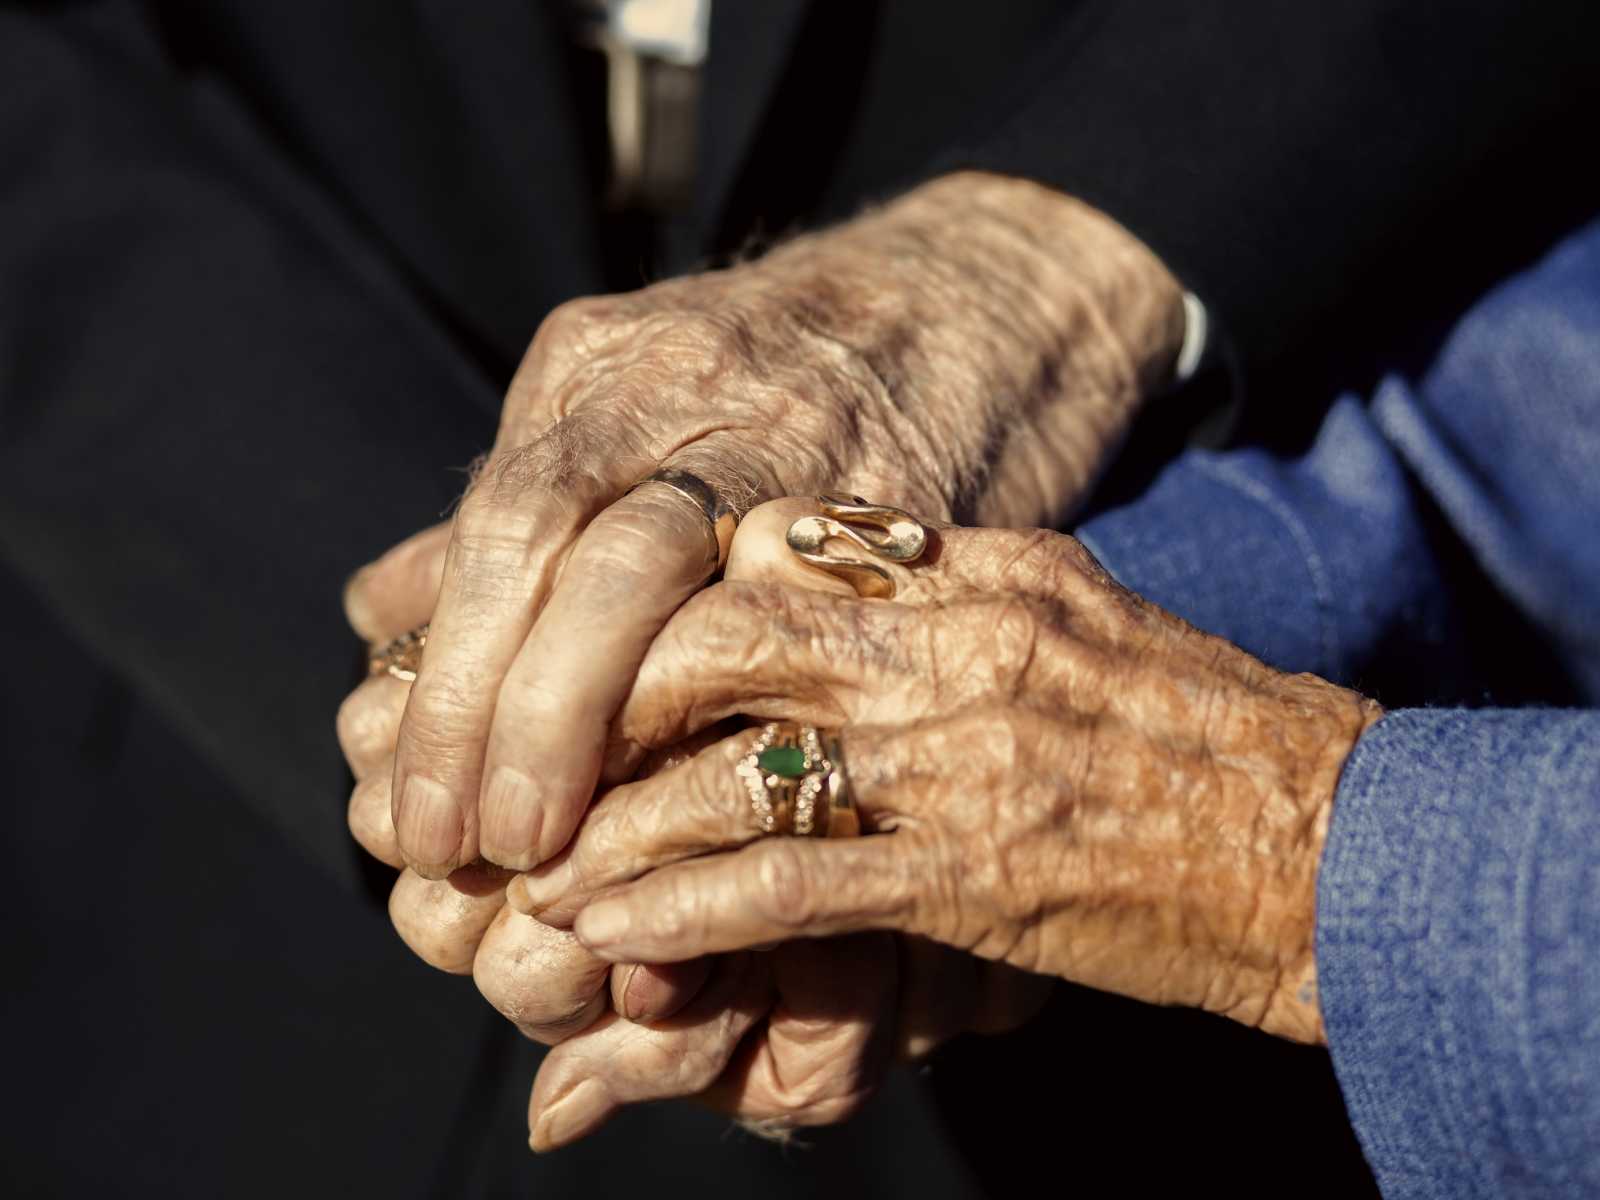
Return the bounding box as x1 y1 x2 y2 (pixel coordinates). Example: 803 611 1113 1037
530 1080 608 1152
616 964 643 1021
482 767 543 868
574 899 631 949
507 858 575 916
397 774 462 872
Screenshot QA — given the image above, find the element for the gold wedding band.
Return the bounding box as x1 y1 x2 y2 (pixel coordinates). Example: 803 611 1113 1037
736 722 858 838
785 493 929 599
370 624 429 682
629 468 740 571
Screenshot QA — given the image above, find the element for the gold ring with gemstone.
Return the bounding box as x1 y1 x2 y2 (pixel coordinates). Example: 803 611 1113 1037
628 468 740 572
785 493 929 599
370 624 429 682
735 722 856 837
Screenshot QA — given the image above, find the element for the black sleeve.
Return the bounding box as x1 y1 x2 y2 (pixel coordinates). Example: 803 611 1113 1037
940 1 1600 390
0 4 497 886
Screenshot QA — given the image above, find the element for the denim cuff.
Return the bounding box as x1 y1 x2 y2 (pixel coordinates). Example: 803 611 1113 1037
1318 708 1600 1199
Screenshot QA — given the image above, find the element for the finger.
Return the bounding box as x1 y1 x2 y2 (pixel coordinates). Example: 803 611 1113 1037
506 732 775 923
527 952 771 1152
335 675 410 779
893 935 980 1062
388 863 511 974
392 417 649 877
573 833 925 963
608 958 714 1024
722 497 861 597
348 756 403 867
475 468 738 871
700 934 895 1127
472 904 612 1044
615 580 918 750
344 522 451 644
506 725 907 923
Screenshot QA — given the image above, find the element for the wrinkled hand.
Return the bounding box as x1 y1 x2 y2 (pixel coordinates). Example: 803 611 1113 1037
342 171 1185 879
543 500 1382 1045
337 501 1049 1149
341 662 712 1043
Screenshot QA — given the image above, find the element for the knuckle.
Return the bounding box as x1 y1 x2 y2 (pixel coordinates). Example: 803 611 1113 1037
954 705 1044 776
747 842 817 930
399 680 489 767
685 747 746 833
540 295 616 346
648 871 708 947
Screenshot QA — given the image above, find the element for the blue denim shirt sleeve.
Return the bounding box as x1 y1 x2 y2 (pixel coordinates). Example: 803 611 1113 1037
1318 709 1600 1199
1076 396 1455 689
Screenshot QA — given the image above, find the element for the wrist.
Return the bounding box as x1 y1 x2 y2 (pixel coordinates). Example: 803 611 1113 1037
1259 693 1385 1044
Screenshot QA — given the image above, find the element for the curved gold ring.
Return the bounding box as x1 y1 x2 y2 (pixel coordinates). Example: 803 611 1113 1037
370 624 429 682
628 468 740 571
735 722 858 838
785 493 929 599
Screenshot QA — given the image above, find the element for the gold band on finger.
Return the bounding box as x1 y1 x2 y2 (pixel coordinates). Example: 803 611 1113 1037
821 734 860 838
629 468 740 571
785 493 930 599
370 624 429 682
736 722 856 837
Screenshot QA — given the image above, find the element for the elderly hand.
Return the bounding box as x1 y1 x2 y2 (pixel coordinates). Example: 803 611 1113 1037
526 499 1382 1045
339 502 1050 1150
341 171 1185 880
341 662 715 1043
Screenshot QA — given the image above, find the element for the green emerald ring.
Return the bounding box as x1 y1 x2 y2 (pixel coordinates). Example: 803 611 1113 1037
736 722 851 837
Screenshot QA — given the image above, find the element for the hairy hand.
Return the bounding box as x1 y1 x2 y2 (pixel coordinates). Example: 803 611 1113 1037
543 500 1381 1045
341 172 1185 880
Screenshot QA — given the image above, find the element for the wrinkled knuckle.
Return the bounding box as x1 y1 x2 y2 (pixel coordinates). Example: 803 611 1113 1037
690 582 778 660
747 843 817 930
686 750 742 832
956 705 1041 771
400 680 488 766
536 295 628 360
648 876 702 947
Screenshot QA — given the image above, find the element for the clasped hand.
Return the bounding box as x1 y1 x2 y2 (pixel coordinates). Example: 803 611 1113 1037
340 493 1375 1148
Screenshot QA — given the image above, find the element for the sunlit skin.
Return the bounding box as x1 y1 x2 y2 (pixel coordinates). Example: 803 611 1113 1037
340 503 1050 1149
341 171 1186 882
533 500 1382 1054
342 496 1380 1150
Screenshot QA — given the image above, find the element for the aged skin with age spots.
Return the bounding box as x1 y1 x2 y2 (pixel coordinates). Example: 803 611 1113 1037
558 506 1381 1046
340 171 1186 882
338 497 1055 1147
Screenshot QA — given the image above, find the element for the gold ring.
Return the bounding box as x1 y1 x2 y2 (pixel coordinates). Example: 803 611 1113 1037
629 468 740 571
370 624 429 682
785 493 929 599
735 723 856 837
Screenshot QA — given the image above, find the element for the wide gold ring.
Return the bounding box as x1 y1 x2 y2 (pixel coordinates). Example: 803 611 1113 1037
785 493 929 599
370 624 429 682
735 722 858 838
629 468 740 572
